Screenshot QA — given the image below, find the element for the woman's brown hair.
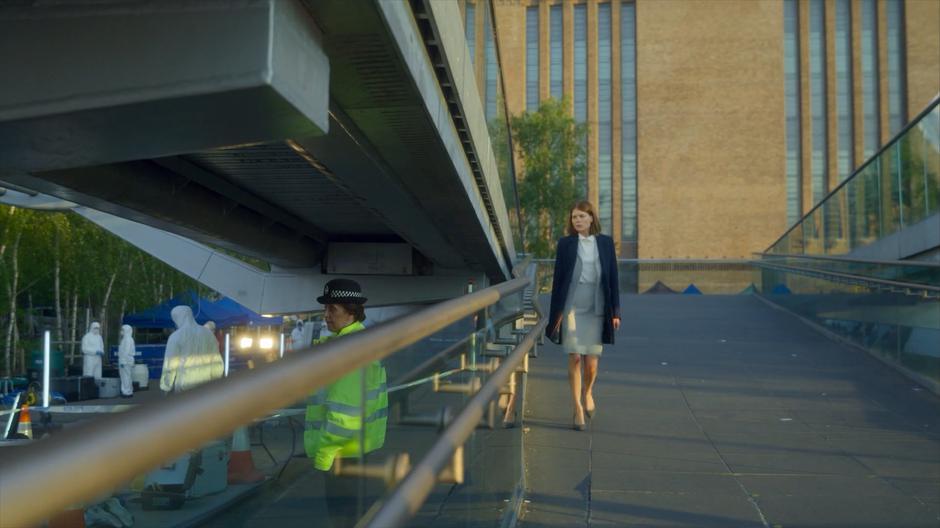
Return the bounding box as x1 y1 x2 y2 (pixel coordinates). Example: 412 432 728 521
566 200 602 236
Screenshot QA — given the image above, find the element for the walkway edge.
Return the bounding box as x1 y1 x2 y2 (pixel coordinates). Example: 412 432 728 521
753 293 940 396
499 370 529 528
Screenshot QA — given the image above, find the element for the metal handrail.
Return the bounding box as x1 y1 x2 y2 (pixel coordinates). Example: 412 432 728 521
364 317 547 527
0 277 529 528
751 259 940 293
754 252 940 269
388 308 526 397
531 257 752 264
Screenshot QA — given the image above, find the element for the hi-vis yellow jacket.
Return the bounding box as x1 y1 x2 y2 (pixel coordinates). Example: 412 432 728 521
304 321 388 471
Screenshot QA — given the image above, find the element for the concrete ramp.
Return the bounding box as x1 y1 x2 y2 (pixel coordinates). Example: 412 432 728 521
522 295 940 527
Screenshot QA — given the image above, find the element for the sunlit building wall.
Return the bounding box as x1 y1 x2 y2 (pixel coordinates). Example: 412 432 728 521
461 0 939 259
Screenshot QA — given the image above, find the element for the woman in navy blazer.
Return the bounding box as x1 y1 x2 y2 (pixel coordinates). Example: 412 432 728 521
545 200 620 430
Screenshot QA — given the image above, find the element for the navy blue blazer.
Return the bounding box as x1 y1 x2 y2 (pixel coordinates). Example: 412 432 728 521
545 234 621 345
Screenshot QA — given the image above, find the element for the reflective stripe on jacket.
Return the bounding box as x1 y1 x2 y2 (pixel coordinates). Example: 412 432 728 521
304 321 388 471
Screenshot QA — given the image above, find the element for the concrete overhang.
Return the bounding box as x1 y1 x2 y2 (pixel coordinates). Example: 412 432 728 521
0 0 329 172
0 0 516 288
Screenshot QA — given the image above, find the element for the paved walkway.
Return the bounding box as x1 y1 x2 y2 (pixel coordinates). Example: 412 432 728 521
520 295 940 527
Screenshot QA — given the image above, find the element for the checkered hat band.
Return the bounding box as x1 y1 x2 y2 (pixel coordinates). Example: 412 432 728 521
329 290 362 299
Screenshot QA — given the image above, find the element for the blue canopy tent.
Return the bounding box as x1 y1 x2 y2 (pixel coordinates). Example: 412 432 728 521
123 292 282 329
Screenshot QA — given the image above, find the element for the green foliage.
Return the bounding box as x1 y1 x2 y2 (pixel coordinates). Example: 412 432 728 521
0 206 206 375
511 98 587 257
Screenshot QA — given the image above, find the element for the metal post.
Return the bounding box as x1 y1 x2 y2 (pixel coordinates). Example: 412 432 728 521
466 280 477 370
4 393 21 440
224 333 230 377
43 330 51 408
279 333 285 359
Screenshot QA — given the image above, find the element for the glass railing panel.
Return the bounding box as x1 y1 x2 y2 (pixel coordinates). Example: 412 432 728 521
788 222 804 255
759 254 940 288
923 105 940 217
823 193 848 254
879 142 903 236
757 264 940 386
464 0 524 256
485 0 524 255
803 207 825 254
23 300 529 527
859 158 884 242
767 97 939 258
899 125 925 226
846 173 866 250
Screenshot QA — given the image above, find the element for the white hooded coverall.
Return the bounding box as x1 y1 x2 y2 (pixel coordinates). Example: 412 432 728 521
290 323 305 351
160 306 225 393
118 324 136 396
81 322 104 379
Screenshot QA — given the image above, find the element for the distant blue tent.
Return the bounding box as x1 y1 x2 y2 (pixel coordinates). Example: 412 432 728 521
682 284 703 295
739 283 759 294
123 292 282 329
643 280 677 294
770 284 792 295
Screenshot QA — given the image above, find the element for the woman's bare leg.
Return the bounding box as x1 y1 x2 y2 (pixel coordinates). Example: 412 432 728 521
568 353 585 425
583 355 599 414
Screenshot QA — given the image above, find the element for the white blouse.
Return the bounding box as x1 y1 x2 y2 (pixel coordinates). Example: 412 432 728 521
577 234 599 283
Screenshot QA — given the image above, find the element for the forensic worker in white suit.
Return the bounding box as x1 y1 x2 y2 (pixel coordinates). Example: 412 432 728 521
118 324 136 398
81 322 105 379
290 320 306 351
160 306 224 393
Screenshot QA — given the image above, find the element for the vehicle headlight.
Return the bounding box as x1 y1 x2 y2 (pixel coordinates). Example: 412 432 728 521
239 337 253 349
259 337 274 350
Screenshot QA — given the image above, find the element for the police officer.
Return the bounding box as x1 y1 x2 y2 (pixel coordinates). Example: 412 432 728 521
304 279 387 528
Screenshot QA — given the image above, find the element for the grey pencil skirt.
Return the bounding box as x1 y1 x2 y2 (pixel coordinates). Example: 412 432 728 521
562 280 604 356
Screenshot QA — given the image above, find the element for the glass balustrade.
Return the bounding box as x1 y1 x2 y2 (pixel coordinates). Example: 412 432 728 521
768 99 940 258
15 283 533 527
755 263 940 387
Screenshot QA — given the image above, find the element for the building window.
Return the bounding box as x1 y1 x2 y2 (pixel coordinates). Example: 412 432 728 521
886 0 907 136
809 0 828 205
835 0 854 183
526 6 539 112
465 3 475 68
861 0 880 158
598 3 612 231
574 3 587 196
621 1 637 243
784 0 802 224
484 5 497 121
550 4 563 100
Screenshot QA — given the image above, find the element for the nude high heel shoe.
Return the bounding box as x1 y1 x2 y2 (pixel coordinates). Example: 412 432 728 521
572 408 586 431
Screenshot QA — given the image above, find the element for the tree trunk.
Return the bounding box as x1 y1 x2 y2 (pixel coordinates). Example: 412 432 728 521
98 271 118 362
0 206 15 260
27 292 35 337
14 318 21 375
69 291 78 364
54 227 63 343
4 229 22 377
119 298 126 336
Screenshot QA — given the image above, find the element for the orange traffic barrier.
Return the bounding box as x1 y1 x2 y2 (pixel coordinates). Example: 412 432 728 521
17 404 32 439
227 426 264 484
